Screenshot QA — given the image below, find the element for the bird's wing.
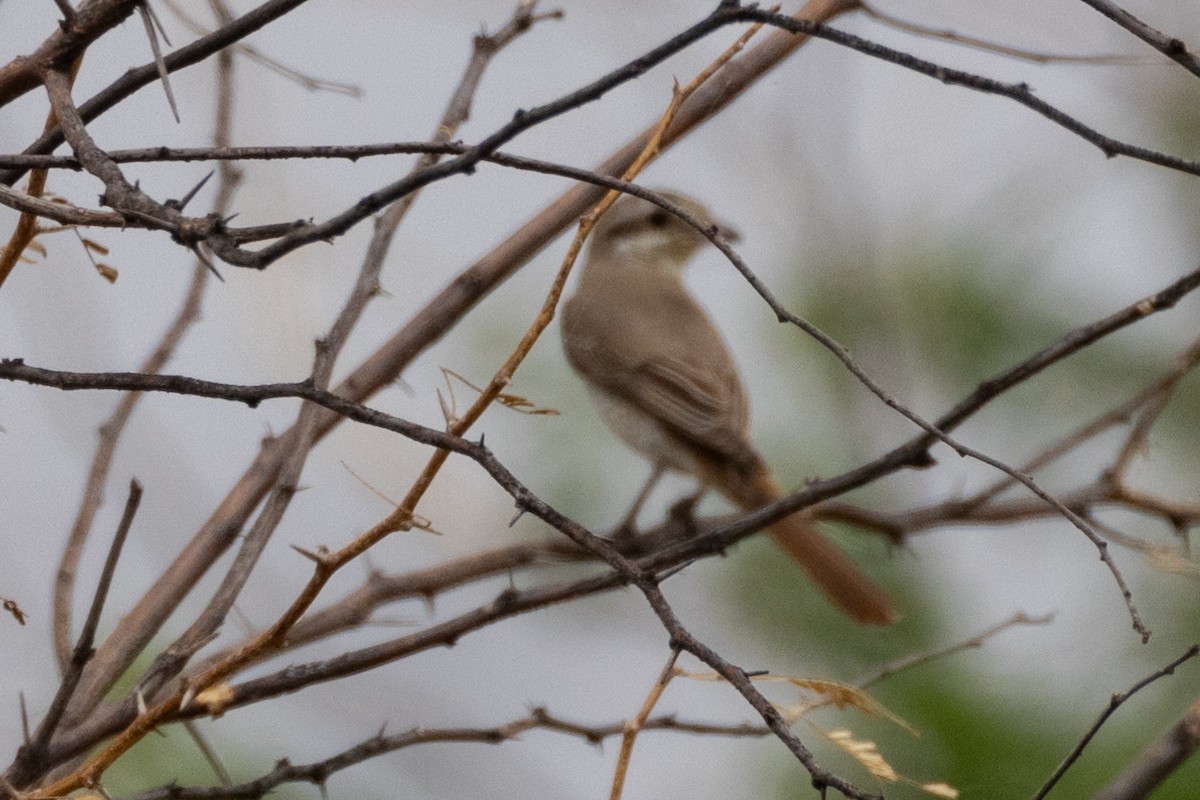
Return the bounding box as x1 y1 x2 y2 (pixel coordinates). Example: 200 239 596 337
561 289 761 477
627 355 759 472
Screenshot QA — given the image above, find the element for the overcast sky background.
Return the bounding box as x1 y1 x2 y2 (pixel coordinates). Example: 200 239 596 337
2 2 1199 797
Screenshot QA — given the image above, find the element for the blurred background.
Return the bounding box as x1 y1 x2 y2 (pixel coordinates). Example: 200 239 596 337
2 1 1199 797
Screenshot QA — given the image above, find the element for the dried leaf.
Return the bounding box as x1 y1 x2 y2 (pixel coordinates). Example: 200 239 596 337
193 683 236 718
920 782 960 799
785 677 875 711
95 263 119 283
81 238 110 255
26 239 47 258
825 728 898 782
441 367 558 416
818 721 956 797
680 669 949 791
1147 547 1200 576
739 672 916 734
497 391 560 416
3 597 27 625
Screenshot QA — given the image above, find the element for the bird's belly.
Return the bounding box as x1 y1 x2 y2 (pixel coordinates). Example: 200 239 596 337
586 385 694 474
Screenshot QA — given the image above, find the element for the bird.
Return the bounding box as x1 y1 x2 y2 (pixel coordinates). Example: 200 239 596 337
559 189 896 625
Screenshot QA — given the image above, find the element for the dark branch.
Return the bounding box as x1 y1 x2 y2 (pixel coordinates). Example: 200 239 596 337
1092 695 1200 800
1033 643 1200 800
115 709 764 800
9 481 141 786
1076 0 1200 78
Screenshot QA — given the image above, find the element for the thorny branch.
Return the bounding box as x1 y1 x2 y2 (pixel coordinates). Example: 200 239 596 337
114 708 763 800
111 0 557 744
5 2 863 793
48 28 237 677
2 254 1198 755
5 1 1200 798
0 0 313 129
5 2 1200 272
15 19 902 796
114 614 1042 800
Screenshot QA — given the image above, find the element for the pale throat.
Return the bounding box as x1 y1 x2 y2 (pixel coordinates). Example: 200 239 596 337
603 235 692 276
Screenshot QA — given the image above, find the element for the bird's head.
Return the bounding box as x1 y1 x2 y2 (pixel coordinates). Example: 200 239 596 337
586 190 739 273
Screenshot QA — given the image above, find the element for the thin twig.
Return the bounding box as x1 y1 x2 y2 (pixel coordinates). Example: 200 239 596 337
18 480 142 778
1091 696 1200 800
857 612 1056 688
0 0 309 111
640 185 1196 637
11 2 1200 270
180 720 232 787
0 55 81 290
113 708 763 800
50 28 238 731
131 0 555 721
947 438 1150 640
861 2 1141 65
160 0 362 96
1075 0 1200 78
610 648 681 800
1109 337 1200 480
1033 643 1200 800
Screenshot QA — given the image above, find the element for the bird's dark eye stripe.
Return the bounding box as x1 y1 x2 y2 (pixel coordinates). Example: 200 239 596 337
604 214 671 239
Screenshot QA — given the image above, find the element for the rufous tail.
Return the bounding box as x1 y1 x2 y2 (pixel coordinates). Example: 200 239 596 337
729 469 896 626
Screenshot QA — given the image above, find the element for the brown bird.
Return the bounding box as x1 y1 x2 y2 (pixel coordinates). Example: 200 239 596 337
560 190 895 625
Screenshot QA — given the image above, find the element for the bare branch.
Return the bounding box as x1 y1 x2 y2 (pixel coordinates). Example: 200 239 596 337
130 0 557 727
1034 644 1200 800
14 0 1199 275
1092 696 1200 800
611 649 681 800
1076 0 1200 78
31 3 857 774
49 35 239 727
159 0 361 96
0 0 143 109
12 481 142 784
730 9 1200 177
0 0 316 184
857 612 1056 688
0 57 82 290
114 708 765 800
861 2 1142 65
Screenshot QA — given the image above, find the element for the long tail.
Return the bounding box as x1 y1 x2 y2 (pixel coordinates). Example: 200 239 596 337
726 468 897 626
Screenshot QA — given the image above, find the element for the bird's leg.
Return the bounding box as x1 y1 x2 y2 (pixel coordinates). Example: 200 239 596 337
614 463 665 539
667 482 707 535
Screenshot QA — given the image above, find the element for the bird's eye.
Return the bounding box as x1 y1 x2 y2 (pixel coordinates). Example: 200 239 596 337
647 211 671 228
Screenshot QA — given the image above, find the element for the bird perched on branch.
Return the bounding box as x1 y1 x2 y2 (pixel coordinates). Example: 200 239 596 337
560 189 895 625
